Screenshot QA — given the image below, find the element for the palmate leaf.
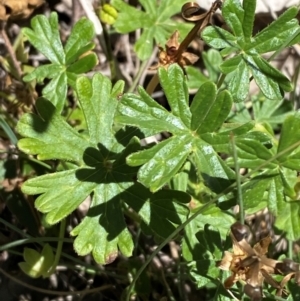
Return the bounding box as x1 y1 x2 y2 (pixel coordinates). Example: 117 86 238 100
22 12 97 112
229 96 293 129
111 0 192 60
182 222 228 287
202 0 300 101
230 112 300 239
17 73 189 264
116 64 235 193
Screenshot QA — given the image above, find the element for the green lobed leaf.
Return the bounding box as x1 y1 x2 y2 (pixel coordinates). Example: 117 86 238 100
277 112 300 162
112 0 191 60
64 18 95 64
135 135 193 192
18 74 144 264
117 64 235 192
18 72 192 264
71 184 134 264
251 55 292 93
17 98 87 163
42 73 68 112
242 0 256 40
19 244 54 278
279 167 298 199
276 199 300 240
202 26 237 50
202 49 223 83
23 64 64 82
66 53 98 75
281 151 300 171
158 65 191 128
111 0 148 33
127 139 170 167
242 174 274 210
192 139 235 194
247 6 299 53
76 74 124 150
22 13 65 65
233 138 276 169
221 0 244 42
203 1 298 102
201 122 255 153
252 96 292 127
116 86 187 135
219 55 242 74
190 82 233 134
219 55 250 102
125 185 190 239
268 173 285 216
182 223 227 287
22 12 96 111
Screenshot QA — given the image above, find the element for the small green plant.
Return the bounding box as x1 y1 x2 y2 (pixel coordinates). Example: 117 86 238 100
2 0 300 299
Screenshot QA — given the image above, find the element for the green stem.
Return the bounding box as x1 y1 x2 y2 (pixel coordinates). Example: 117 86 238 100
47 219 66 276
0 237 73 252
231 133 244 224
0 266 113 296
128 59 149 93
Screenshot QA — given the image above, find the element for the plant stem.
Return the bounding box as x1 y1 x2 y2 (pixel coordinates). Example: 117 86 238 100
0 237 73 252
0 24 22 80
231 133 244 224
128 59 149 93
145 73 159 96
0 267 113 296
47 218 66 276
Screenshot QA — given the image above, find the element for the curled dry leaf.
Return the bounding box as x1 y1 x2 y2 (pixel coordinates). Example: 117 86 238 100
218 221 300 300
149 30 199 71
0 0 44 21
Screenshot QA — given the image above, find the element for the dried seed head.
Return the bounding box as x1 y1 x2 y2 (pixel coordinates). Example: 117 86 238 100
231 222 249 241
244 283 262 301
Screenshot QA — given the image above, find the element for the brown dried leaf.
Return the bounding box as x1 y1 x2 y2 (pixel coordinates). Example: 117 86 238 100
253 235 272 255
150 30 199 71
0 0 44 21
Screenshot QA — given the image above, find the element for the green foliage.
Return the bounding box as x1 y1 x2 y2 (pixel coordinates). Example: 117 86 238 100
22 12 97 112
116 64 235 193
19 244 54 278
182 224 224 287
7 0 300 299
111 0 192 60
17 73 190 264
202 0 300 101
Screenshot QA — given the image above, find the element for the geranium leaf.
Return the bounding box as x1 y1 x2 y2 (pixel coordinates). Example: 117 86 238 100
22 12 97 112
158 65 191 128
202 0 299 101
116 64 234 192
112 0 192 60
196 88 232 134
277 112 300 162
